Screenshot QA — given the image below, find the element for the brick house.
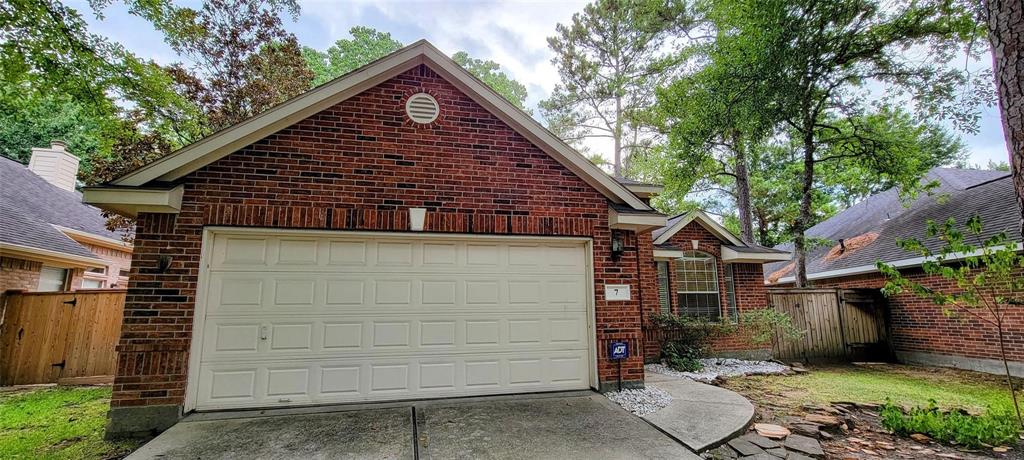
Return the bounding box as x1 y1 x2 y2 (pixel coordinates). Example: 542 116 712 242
0 144 132 292
765 168 1023 377
84 41 787 437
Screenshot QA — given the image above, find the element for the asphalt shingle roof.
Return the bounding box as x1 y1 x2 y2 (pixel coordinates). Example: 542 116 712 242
764 168 1018 281
0 156 122 260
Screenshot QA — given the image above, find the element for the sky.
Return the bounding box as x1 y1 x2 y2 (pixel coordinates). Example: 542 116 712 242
70 0 1011 168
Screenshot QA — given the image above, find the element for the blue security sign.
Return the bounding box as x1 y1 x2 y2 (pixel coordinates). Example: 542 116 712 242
609 341 629 360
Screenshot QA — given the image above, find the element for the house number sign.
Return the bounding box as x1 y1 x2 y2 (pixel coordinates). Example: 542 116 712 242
604 284 631 301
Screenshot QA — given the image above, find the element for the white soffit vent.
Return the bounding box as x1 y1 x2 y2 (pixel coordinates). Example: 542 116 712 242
406 93 439 123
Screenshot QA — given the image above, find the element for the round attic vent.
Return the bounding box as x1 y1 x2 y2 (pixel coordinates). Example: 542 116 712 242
405 93 439 124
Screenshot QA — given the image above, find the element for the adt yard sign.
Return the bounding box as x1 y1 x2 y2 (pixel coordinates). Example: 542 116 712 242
609 341 629 360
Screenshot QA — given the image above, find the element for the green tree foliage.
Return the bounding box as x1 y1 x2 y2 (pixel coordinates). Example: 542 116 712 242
541 0 691 176
739 308 805 358
302 26 403 87
451 51 529 111
878 216 1024 426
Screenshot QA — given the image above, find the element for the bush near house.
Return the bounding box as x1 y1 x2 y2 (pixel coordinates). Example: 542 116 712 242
650 313 735 371
880 400 1020 449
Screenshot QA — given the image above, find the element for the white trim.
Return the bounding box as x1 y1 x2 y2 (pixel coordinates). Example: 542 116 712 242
183 227 599 413
0 242 106 268
653 210 743 246
653 249 686 260
772 242 1024 284
721 246 790 264
106 41 650 211
82 185 184 218
55 226 132 252
608 207 666 231
623 184 662 199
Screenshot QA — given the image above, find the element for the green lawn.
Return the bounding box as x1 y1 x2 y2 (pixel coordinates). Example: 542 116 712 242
722 363 1019 414
0 387 140 459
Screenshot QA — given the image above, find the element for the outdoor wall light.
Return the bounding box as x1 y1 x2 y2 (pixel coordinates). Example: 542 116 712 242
158 255 173 273
611 233 625 260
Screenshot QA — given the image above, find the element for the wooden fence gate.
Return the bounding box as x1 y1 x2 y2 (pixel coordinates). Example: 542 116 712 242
767 288 891 362
0 290 125 385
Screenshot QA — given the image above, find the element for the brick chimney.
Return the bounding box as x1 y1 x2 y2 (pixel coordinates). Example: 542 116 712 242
28 141 80 192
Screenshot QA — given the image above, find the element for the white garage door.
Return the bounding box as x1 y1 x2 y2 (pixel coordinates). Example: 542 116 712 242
191 230 593 410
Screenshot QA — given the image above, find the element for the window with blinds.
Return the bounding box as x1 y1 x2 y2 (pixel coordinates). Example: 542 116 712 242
676 251 722 320
656 261 671 314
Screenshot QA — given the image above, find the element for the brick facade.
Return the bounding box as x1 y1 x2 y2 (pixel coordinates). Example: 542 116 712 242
808 268 1024 365
79 243 132 289
110 65 649 428
0 257 42 291
642 222 770 360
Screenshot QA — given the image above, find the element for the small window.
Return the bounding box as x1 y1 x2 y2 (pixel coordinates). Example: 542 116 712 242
675 251 721 320
656 261 671 314
81 279 104 289
724 264 738 322
119 269 130 278
38 267 69 292
86 266 106 274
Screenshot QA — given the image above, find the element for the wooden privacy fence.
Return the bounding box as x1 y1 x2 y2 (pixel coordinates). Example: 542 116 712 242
0 290 125 385
767 288 891 363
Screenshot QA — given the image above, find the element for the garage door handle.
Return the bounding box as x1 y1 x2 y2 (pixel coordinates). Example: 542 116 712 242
260 325 268 341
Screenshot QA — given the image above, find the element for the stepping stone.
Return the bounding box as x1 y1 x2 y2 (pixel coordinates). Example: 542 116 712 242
745 454 779 460
789 423 821 438
706 445 739 459
739 433 780 449
786 452 814 460
727 438 765 456
765 447 788 458
803 414 840 426
754 423 791 439
784 434 825 458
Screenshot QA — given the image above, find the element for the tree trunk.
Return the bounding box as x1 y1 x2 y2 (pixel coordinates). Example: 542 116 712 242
733 132 756 245
794 127 816 287
994 315 1023 427
985 0 1024 239
613 96 623 177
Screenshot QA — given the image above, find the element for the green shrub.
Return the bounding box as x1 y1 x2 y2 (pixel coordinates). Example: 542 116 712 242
651 313 735 372
740 308 805 357
880 399 1021 449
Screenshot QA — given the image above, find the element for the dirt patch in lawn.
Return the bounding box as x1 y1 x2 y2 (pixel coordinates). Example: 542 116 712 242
717 363 1023 459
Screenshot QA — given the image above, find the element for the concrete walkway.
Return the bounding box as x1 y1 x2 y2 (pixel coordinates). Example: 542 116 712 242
642 373 755 453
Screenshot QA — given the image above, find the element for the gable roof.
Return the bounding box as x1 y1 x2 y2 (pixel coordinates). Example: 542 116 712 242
0 157 122 266
766 168 1019 283
653 210 744 246
99 40 650 211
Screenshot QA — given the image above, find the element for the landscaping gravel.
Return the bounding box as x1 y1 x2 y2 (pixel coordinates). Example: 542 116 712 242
604 387 673 416
646 359 790 383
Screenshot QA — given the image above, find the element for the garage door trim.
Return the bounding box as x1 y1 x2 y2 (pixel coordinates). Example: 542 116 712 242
183 227 597 413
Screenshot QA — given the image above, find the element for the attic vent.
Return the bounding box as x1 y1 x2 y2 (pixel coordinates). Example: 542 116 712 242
405 93 439 124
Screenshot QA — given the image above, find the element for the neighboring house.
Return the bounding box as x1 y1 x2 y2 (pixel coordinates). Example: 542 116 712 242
765 168 1023 376
645 211 791 359
1 143 132 292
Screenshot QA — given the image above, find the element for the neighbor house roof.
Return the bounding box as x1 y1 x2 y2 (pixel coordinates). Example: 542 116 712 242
766 168 1019 284
84 40 653 215
0 156 126 267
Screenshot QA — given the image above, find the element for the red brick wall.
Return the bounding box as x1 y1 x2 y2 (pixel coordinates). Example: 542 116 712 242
810 268 1024 364
0 257 42 291
113 64 647 410
643 222 770 359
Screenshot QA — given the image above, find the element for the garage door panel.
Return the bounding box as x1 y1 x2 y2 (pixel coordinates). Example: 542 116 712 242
195 349 590 410
196 232 592 410
206 273 587 314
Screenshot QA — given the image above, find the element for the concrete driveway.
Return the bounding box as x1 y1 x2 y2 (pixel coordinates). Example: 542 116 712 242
127 391 699 460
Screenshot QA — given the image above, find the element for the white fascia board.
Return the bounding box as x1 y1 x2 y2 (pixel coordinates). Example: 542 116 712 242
106 40 651 211
773 242 1024 284
653 211 744 246
0 242 106 268
55 226 132 252
82 185 184 218
721 246 791 264
608 207 667 232
653 249 686 260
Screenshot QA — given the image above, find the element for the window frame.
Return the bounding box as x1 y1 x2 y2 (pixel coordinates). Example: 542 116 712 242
674 251 723 320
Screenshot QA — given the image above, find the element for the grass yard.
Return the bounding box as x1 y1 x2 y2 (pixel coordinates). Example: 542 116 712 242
722 363 1019 414
0 386 141 459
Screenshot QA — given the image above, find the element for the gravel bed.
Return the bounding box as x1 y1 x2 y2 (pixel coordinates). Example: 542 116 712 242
604 387 673 416
646 359 790 383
